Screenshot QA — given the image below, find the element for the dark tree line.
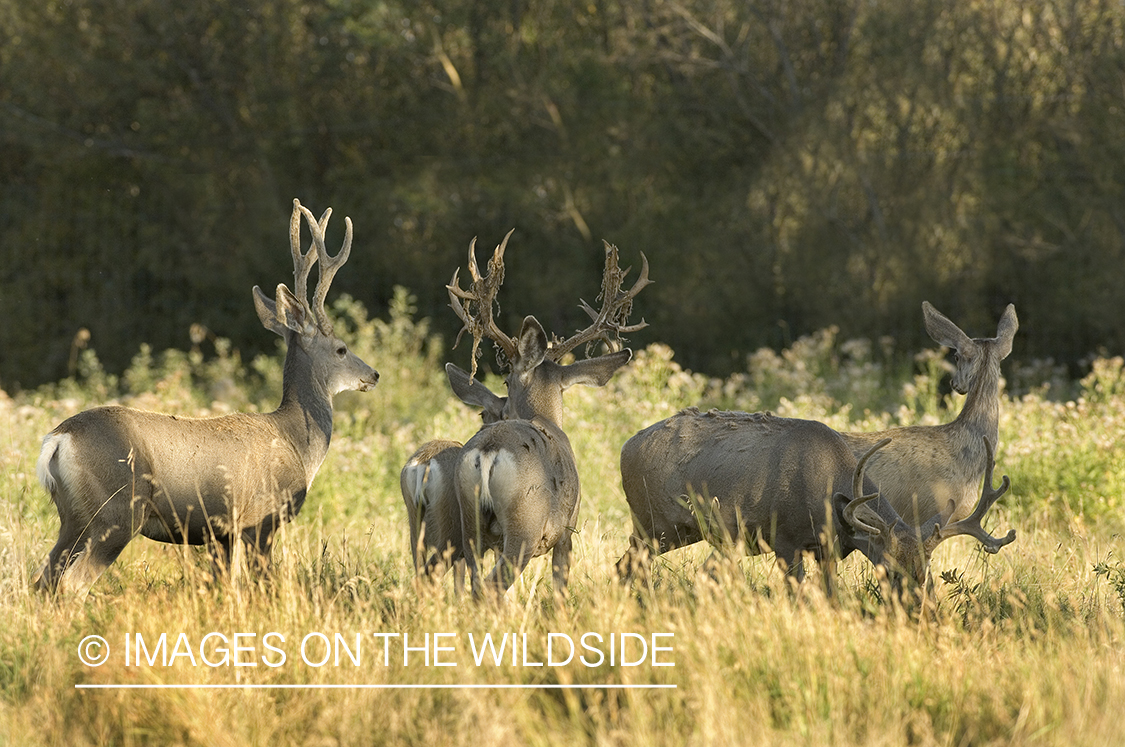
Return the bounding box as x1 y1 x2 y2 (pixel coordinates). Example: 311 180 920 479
2 0 1124 389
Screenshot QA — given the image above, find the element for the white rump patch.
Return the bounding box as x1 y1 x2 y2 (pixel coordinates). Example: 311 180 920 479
36 432 71 496
461 448 519 513
404 460 447 510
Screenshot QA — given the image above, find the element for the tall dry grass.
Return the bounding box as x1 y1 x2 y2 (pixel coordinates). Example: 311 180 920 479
2 296 1123 746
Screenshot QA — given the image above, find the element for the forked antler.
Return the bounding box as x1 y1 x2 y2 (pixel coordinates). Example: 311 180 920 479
934 437 1016 553
447 229 517 378
842 437 892 537
549 241 653 361
290 198 353 335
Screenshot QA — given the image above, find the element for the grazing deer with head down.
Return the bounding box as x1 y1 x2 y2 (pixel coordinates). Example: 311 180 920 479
33 199 379 597
400 362 506 584
615 409 1014 591
840 302 1019 539
447 231 651 599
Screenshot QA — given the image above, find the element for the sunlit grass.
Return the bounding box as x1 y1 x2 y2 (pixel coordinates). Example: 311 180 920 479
2 307 1124 745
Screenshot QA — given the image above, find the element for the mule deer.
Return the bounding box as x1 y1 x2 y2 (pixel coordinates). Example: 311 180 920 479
34 199 378 597
615 408 1013 591
841 302 1018 535
400 363 506 584
448 231 651 599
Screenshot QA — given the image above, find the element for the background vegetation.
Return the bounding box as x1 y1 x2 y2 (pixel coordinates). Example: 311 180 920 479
1 299 1124 745
3 0 1125 389
3 0 1125 743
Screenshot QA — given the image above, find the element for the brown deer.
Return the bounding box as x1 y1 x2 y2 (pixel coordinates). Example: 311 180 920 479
34 199 378 597
616 409 1014 591
400 363 506 585
841 302 1019 534
447 231 651 599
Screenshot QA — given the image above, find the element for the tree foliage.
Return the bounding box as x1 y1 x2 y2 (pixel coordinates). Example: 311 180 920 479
2 0 1124 388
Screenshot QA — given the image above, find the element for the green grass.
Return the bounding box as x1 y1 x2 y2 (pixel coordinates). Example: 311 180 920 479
2 302 1124 746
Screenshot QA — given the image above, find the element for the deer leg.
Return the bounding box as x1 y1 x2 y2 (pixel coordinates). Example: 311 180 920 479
459 494 485 599
551 531 572 597
775 545 807 590
56 522 134 598
208 534 235 581
36 518 87 593
615 528 680 585
486 536 533 598
818 554 838 598
242 518 278 578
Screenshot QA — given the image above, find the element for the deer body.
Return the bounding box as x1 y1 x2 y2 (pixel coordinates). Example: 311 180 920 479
840 302 1018 527
616 408 909 586
445 232 649 599
35 200 377 597
616 408 1015 589
401 364 506 581
456 317 632 597
458 410 584 593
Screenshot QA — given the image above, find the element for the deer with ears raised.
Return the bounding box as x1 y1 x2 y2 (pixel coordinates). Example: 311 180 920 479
840 302 1019 545
446 230 651 600
34 199 378 597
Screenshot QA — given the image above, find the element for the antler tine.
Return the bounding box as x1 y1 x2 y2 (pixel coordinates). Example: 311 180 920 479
294 202 352 335
446 230 518 378
551 243 653 361
937 436 1016 553
289 199 330 309
843 438 892 537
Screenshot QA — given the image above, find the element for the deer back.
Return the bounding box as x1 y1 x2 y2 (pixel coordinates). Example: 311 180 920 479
623 409 868 552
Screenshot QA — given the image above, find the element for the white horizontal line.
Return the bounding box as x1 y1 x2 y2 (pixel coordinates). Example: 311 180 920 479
76 683 676 690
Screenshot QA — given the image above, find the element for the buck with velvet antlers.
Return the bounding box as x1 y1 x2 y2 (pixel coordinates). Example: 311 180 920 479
841 302 1019 539
446 230 651 599
616 409 1014 592
34 200 378 598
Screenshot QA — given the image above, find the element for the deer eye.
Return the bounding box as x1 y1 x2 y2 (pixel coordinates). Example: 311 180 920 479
336 345 348 357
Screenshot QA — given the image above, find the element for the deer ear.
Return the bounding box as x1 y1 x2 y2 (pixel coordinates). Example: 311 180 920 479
561 348 633 390
446 363 507 419
254 284 310 337
994 304 1018 359
253 285 285 336
922 301 972 350
514 316 548 375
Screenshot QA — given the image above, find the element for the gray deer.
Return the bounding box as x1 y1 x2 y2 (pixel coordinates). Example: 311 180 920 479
400 363 507 584
841 302 1019 535
34 199 378 597
615 408 1013 591
447 231 651 599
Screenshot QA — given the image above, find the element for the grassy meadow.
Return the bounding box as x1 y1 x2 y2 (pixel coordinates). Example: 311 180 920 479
2 293 1124 746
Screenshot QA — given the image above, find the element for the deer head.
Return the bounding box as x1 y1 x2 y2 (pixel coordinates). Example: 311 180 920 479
446 232 652 426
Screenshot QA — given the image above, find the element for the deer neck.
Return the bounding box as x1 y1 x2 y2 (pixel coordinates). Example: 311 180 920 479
951 350 1001 447
272 341 335 478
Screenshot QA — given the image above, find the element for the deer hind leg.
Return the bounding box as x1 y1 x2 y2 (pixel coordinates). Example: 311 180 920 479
485 535 535 599
242 517 278 578
53 522 134 599
207 533 235 582
551 531 572 597
615 534 656 585
35 515 85 593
